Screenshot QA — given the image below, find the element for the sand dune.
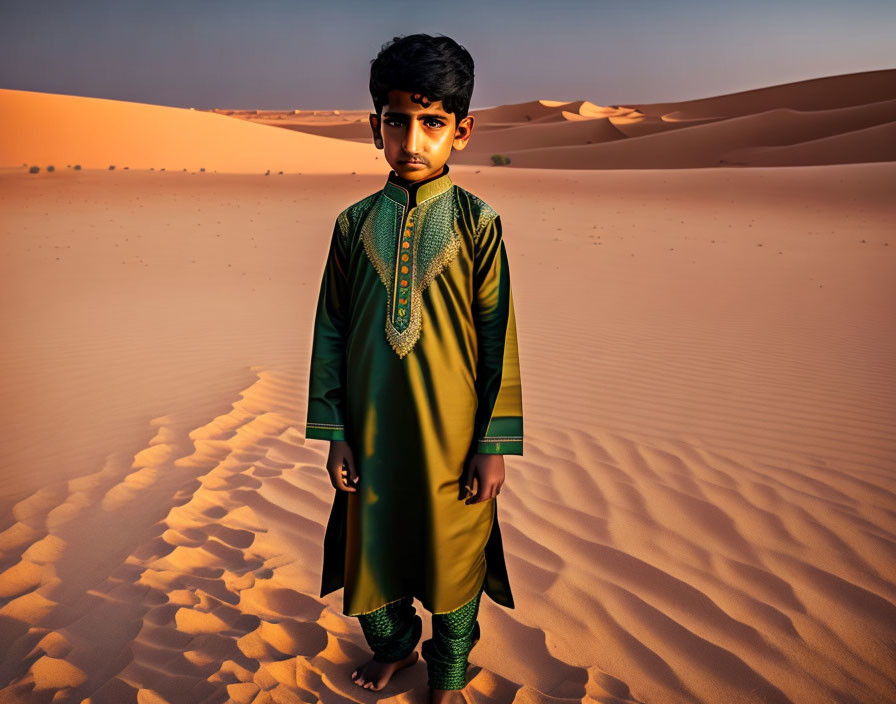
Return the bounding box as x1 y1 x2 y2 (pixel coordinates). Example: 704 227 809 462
454 116 626 155
0 89 384 174
498 97 896 169
275 120 374 140
633 67 896 120
7 70 896 175
463 99 593 125
240 69 896 169
727 120 896 166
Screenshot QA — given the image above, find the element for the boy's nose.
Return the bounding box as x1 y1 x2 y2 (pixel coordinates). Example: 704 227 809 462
404 121 423 153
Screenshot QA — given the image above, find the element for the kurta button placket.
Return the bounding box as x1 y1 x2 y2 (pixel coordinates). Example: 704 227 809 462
395 214 415 323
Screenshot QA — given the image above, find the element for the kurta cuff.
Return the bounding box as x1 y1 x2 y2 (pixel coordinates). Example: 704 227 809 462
476 416 523 455
476 439 523 455
305 422 347 442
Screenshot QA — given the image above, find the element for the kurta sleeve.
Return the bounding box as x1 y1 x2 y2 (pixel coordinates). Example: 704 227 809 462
472 213 524 455
305 216 350 441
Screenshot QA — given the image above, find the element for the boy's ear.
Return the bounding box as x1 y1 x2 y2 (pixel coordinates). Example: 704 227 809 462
452 114 475 151
369 113 384 149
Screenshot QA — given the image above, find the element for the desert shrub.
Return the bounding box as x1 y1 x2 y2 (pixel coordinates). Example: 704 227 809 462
490 154 511 166
47 165 55 172
108 165 115 170
200 167 205 172
29 165 39 173
74 164 81 170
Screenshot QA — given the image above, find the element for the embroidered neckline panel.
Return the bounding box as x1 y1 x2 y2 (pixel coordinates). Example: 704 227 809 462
361 185 460 358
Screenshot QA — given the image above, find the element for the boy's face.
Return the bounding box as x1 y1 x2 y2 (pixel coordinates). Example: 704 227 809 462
369 89 475 182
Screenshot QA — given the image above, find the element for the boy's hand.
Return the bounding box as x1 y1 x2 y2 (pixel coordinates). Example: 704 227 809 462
327 440 359 492
460 453 505 504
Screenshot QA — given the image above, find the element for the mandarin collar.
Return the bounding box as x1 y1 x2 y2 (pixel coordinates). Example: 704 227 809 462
383 163 453 208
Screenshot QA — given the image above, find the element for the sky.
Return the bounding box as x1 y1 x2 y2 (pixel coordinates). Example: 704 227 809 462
1 0 894 111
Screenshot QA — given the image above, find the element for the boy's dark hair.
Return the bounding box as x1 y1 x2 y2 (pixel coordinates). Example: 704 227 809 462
370 33 475 122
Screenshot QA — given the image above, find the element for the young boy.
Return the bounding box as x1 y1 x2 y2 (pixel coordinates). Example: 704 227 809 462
305 33 523 702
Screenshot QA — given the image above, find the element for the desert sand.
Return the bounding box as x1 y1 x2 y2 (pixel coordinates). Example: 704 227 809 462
0 70 894 703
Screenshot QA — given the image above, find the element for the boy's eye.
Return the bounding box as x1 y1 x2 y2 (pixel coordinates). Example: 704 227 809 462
384 118 445 128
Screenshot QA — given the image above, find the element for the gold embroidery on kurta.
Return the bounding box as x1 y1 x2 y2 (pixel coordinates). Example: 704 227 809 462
337 210 350 245
361 188 460 358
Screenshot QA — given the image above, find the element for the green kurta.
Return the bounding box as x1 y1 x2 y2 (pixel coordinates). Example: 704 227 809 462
305 163 523 617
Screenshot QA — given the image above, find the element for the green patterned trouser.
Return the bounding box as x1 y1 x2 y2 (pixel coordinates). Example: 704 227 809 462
356 583 484 690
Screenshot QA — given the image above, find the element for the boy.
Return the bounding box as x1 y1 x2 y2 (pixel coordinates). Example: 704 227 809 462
305 33 523 702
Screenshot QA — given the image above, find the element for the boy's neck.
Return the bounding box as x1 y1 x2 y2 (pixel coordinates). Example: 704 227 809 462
386 163 450 207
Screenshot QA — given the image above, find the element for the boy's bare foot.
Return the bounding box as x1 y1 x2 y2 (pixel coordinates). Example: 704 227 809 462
429 687 466 703
351 650 419 691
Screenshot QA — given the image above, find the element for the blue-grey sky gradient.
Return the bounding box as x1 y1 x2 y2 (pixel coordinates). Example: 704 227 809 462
1 0 893 110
